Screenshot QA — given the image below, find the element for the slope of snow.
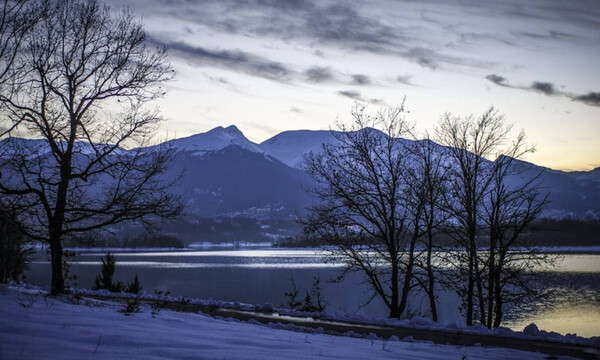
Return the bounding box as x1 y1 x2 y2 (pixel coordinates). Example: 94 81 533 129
260 129 336 168
165 125 263 155
0 287 569 360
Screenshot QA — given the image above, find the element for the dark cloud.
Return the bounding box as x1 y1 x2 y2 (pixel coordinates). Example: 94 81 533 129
505 3 600 29
351 74 371 85
486 75 558 95
150 37 291 81
515 30 575 42
137 0 497 72
338 90 362 100
305 66 334 83
337 90 385 106
531 81 556 95
404 47 495 71
117 0 598 89
486 74 600 108
395 75 417 87
485 74 508 86
405 48 438 70
572 92 600 107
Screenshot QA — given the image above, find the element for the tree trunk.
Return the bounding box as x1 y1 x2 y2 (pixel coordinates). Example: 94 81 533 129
486 232 497 328
390 257 400 318
426 229 437 321
398 234 417 317
49 231 64 295
49 167 70 295
492 251 505 328
474 252 486 324
466 235 475 326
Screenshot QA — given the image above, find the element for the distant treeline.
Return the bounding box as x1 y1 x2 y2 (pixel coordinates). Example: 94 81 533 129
61 218 600 249
277 218 600 248
63 234 185 249
159 217 304 244
527 218 600 246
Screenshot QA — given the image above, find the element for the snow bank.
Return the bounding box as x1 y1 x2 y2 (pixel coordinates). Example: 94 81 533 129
0 285 570 360
8 283 599 348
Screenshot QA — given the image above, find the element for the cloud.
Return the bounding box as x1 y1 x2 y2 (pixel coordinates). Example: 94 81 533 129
337 89 385 105
150 37 291 81
530 81 556 95
572 92 600 107
135 0 500 72
305 66 334 83
351 74 371 85
395 75 418 87
485 75 600 107
485 74 508 87
338 90 362 100
515 31 575 42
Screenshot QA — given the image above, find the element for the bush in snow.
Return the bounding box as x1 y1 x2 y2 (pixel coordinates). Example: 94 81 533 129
120 296 142 314
93 252 124 292
126 275 143 294
93 252 143 294
284 275 326 313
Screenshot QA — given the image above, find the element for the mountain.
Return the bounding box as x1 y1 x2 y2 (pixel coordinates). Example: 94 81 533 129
259 130 336 168
2 126 599 225
564 167 600 184
259 129 600 220
167 144 314 218
506 159 600 219
165 125 263 155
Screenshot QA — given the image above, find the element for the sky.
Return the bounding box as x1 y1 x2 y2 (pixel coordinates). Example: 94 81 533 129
106 0 600 171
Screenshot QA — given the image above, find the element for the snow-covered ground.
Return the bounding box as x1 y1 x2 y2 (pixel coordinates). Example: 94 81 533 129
0 286 580 360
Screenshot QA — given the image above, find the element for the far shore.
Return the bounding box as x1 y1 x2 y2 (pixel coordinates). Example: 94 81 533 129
48 244 600 254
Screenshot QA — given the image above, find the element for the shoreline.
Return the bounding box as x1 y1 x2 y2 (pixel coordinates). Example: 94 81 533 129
55 245 600 255
3 284 599 360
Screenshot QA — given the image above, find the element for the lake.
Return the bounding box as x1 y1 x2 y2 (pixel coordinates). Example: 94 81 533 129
25 248 600 337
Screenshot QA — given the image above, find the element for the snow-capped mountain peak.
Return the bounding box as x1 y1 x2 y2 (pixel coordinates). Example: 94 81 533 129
166 125 263 154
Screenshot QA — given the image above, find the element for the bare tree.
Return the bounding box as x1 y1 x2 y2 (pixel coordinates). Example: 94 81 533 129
403 134 449 321
481 152 551 328
0 205 32 282
0 0 182 295
435 107 551 327
435 108 509 325
0 0 43 133
303 102 421 318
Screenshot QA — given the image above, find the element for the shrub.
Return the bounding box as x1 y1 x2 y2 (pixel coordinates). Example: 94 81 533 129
93 252 124 292
126 275 142 294
0 211 33 283
284 275 326 312
119 296 141 314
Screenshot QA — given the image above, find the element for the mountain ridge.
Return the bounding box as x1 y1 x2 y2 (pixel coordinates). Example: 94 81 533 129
2 125 599 222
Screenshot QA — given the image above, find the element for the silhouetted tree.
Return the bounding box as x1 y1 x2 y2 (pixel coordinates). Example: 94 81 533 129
126 274 142 294
435 107 551 327
403 134 449 321
93 252 123 292
0 205 32 282
0 1 43 95
435 108 507 325
0 0 182 295
304 102 420 318
481 154 551 328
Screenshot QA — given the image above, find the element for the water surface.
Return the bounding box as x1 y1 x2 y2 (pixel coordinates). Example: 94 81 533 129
25 249 600 337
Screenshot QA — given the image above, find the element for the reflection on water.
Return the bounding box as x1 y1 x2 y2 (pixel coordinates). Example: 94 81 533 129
507 304 600 338
552 254 600 273
25 249 600 337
